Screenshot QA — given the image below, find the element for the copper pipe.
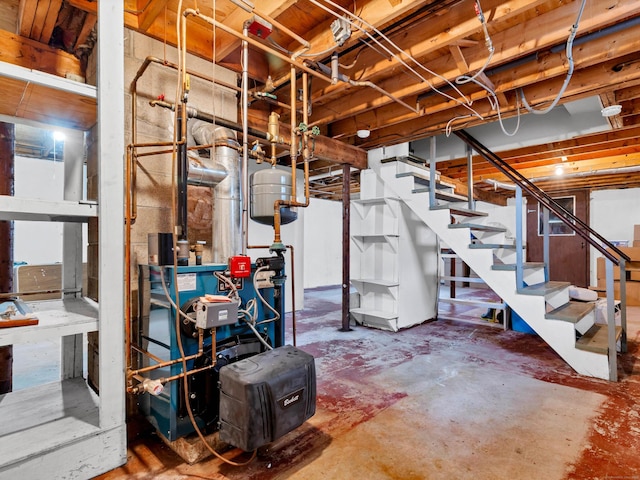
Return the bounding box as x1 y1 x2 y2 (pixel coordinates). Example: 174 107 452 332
272 70 311 249
130 343 164 364
128 351 202 377
157 363 215 385
182 9 333 85
128 363 215 394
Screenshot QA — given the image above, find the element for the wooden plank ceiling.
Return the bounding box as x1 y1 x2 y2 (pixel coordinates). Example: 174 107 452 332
3 0 640 201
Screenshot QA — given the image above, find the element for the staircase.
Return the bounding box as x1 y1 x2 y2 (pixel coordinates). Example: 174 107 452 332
358 145 625 381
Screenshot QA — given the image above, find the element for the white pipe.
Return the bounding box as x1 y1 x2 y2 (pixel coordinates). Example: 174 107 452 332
242 22 250 255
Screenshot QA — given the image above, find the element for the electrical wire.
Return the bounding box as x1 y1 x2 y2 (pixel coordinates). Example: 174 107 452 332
253 266 281 323
159 267 198 323
519 0 587 114
309 0 482 118
455 0 494 86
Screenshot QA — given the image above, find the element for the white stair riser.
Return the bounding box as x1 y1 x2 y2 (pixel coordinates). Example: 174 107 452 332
367 156 612 381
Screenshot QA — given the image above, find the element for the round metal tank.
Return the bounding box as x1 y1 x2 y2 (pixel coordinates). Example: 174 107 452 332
250 166 298 226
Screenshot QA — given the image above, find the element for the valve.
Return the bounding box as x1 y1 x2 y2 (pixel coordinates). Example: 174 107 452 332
141 378 164 396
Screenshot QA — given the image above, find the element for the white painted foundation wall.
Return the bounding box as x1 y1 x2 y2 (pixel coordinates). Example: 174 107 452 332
590 188 640 286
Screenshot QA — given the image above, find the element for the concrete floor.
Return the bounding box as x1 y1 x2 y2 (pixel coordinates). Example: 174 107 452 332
97 286 640 480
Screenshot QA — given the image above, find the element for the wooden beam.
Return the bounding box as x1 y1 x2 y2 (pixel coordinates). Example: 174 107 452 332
0 28 85 78
137 0 169 32
313 0 640 132
448 45 469 74
247 114 366 169
17 0 37 37
29 0 51 41
615 84 640 103
311 0 549 107
66 0 97 12
213 0 297 63
74 12 97 49
474 152 640 183
39 0 63 44
352 49 640 148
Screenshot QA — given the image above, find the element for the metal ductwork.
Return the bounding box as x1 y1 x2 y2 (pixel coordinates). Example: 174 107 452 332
190 120 242 262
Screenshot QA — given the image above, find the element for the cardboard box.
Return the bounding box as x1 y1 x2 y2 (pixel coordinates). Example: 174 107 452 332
597 256 620 280
634 240 640 247
595 278 640 306
607 246 640 262
634 224 640 240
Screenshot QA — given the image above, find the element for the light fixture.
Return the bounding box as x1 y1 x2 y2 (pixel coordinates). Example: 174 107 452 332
53 131 66 141
356 129 370 139
601 105 622 117
560 156 568 162
555 165 564 176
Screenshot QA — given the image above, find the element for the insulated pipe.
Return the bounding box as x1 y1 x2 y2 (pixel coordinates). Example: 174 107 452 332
191 121 243 262
177 105 189 242
187 161 227 187
241 22 250 255
150 100 270 141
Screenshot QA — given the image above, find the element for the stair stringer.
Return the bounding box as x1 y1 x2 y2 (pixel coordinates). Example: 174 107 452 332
369 160 610 380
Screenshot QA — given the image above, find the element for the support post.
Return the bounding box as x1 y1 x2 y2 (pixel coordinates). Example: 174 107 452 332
605 258 618 381
428 136 436 208
0 122 14 394
341 164 352 332
515 186 524 289
466 144 474 211
543 206 550 282
62 129 85 379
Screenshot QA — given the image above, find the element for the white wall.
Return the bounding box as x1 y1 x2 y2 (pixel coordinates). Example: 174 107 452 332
303 198 343 288
13 156 64 264
589 188 640 286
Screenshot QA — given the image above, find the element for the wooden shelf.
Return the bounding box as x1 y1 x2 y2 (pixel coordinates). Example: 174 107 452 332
0 378 101 468
0 196 97 222
0 298 98 346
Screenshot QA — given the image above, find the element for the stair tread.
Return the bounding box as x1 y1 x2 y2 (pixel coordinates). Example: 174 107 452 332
518 281 570 296
449 223 507 233
412 187 468 201
431 204 488 217
397 171 454 190
492 262 546 271
546 301 595 323
576 324 623 354
468 243 517 250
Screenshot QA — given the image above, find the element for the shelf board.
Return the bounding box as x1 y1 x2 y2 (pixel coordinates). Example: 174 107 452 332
0 378 100 468
350 308 398 320
438 297 506 309
0 297 98 346
440 275 485 283
353 197 400 205
0 196 98 222
351 278 399 287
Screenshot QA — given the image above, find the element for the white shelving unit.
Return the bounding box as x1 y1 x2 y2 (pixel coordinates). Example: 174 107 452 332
0 2 126 478
350 168 439 332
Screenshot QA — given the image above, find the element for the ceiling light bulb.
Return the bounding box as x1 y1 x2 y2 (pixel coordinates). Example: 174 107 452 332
356 129 370 139
601 105 622 117
555 166 564 176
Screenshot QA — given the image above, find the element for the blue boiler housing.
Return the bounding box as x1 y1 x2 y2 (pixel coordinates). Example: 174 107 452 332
138 262 285 442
